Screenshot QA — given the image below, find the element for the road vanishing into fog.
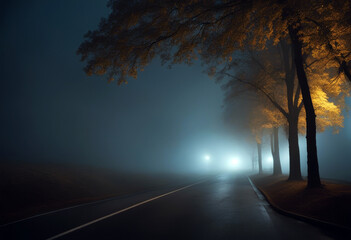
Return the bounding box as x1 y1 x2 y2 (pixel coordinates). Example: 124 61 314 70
1 174 333 240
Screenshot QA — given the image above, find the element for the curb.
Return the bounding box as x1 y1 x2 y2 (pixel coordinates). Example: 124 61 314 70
248 176 351 238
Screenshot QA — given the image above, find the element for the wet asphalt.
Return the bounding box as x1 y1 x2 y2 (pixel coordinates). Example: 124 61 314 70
1 173 334 240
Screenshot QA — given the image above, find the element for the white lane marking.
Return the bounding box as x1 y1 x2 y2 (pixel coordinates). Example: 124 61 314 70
247 177 272 223
1 195 122 227
46 180 205 240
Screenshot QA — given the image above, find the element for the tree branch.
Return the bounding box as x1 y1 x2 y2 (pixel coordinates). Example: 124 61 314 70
298 100 304 113
293 83 301 108
249 52 284 82
224 73 289 119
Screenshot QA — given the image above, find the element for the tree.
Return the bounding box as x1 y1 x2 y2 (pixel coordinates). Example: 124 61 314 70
249 104 280 176
300 1 351 83
283 1 350 187
219 44 304 180
221 43 348 180
78 0 350 187
250 116 263 175
271 127 282 175
257 141 263 175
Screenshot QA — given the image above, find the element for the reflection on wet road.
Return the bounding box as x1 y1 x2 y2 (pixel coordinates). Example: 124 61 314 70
2 174 331 239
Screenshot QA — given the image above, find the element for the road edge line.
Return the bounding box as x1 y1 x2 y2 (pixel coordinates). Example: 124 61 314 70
247 176 265 201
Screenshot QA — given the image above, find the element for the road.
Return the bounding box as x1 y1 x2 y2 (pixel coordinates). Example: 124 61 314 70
1 174 334 239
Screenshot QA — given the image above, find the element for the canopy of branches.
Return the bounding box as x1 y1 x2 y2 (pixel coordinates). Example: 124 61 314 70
78 0 351 84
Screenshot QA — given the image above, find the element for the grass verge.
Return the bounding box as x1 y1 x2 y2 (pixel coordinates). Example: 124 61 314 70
250 174 351 229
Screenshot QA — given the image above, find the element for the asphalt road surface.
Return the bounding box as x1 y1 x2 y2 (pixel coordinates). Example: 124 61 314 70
1 174 336 239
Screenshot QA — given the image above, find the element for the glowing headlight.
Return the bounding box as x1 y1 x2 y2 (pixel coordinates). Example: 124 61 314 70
267 156 273 164
204 155 211 163
228 158 239 169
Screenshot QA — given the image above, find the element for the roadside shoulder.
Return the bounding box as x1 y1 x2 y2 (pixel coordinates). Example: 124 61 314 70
249 174 351 238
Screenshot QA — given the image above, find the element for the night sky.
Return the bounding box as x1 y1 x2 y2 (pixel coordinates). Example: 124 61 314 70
1 1 351 179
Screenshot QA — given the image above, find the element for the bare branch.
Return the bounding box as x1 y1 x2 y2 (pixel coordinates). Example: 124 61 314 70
223 73 289 119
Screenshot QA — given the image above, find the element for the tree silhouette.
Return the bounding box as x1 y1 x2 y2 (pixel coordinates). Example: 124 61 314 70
249 104 280 176
220 44 304 180
221 43 348 179
271 127 282 176
78 0 350 187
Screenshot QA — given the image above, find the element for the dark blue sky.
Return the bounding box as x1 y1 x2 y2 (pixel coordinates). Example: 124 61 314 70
1 0 351 178
0 0 241 172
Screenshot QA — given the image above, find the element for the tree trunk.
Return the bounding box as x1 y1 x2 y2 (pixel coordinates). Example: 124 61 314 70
252 152 256 172
281 39 303 180
272 127 282 175
289 25 321 188
287 115 302 180
257 142 262 174
270 132 274 167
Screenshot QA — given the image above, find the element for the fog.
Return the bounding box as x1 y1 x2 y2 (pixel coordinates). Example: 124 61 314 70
1 0 351 181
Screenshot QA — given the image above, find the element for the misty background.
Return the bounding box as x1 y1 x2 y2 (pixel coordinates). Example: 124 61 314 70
1 0 351 180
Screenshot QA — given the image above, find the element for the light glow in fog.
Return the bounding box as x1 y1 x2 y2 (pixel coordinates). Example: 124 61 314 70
267 156 273 164
228 158 240 170
204 155 211 163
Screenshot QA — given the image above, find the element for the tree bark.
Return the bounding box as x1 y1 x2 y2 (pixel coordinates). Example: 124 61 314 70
287 115 302 180
272 127 282 175
289 25 321 188
257 141 262 174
